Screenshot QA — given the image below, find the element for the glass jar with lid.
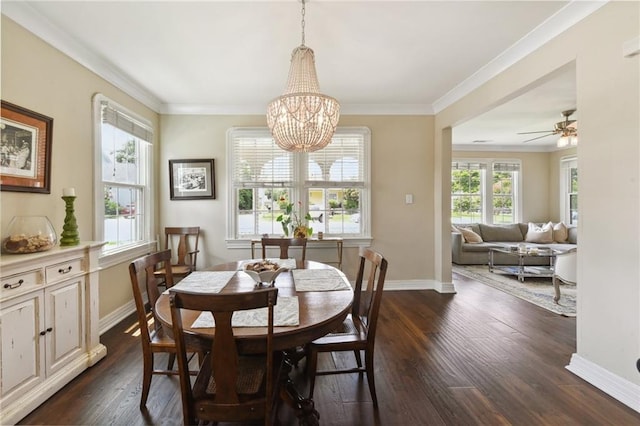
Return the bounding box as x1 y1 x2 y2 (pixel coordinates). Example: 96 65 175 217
2 216 57 254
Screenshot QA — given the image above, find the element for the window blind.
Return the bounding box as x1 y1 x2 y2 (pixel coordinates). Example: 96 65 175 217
101 101 153 143
306 134 365 187
452 162 487 170
232 136 293 188
493 162 520 172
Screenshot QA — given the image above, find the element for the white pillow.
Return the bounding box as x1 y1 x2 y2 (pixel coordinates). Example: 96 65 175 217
525 222 553 243
457 226 483 243
553 222 568 242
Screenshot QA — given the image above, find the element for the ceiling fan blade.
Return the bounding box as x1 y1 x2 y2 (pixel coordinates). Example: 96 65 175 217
522 133 554 143
517 130 555 135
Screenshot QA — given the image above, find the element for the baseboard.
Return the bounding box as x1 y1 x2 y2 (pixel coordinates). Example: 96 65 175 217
384 279 456 293
566 353 640 413
99 290 150 335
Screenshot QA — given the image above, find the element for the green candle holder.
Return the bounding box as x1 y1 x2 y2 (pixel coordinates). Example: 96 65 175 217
60 196 80 246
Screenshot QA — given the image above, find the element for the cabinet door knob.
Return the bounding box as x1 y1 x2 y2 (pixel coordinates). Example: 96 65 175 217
58 266 73 274
39 327 53 336
3 279 24 289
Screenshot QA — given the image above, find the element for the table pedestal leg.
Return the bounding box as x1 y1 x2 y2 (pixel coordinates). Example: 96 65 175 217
279 354 319 426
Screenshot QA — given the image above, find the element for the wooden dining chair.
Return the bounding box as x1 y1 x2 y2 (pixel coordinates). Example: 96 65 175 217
129 250 191 409
170 287 283 426
306 247 388 407
261 237 307 261
154 226 201 283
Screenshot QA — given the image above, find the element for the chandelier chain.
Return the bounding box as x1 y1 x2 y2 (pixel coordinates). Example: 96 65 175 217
301 0 306 46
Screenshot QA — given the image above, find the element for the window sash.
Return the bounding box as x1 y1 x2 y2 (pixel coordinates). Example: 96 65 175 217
94 94 153 258
228 127 370 239
452 159 521 224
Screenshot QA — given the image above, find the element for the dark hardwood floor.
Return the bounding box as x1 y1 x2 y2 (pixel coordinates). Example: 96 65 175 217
19 272 640 425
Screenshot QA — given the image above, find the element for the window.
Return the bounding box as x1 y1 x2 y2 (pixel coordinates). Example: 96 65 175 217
560 157 578 225
451 162 484 224
451 159 520 224
227 127 370 240
93 94 153 261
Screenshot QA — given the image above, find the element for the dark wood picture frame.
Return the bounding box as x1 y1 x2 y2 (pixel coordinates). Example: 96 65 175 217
1 101 53 193
169 159 215 200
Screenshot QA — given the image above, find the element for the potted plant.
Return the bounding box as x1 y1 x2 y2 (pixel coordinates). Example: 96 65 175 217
276 199 313 238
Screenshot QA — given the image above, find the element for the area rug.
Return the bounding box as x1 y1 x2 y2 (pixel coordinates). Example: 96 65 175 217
453 265 576 317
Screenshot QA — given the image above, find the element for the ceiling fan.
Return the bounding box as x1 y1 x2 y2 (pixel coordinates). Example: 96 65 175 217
518 109 578 143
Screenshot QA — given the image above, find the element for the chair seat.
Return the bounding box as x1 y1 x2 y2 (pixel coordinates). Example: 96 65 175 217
154 265 193 277
311 315 367 347
149 327 178 351
195 354 267 397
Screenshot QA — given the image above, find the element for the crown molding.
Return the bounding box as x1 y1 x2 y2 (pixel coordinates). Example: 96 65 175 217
2 2 163 112
161 102 434 115
432 0 609 113
453 143 556 153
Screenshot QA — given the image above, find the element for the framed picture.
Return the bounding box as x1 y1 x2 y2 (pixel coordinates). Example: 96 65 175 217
169 159 215 200
1 101 53 193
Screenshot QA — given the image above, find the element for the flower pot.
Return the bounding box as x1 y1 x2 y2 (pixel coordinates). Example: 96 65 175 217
293 226 309 239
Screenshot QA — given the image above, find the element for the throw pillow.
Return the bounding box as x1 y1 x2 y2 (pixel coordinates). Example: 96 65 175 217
553 222 568 242
525 222 553 243
457 226 483 243
451 225 465 242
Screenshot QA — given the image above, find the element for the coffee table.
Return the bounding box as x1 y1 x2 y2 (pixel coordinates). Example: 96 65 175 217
489 247 556 282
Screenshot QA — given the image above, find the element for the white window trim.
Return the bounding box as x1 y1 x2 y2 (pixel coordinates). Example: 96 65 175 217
560 155 577 224
92 93 155 267
452 157 522 224
225 127 372 248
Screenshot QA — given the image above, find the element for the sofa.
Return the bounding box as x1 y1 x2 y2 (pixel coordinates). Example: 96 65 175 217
452 222 577 265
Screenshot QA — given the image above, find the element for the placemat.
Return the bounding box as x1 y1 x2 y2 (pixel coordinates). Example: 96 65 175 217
168 271 236 294
239 258 297 270
292 269 352 292
191 296 299 327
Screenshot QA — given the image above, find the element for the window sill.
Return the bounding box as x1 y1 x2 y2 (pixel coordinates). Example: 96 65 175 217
225 237 373 250
99 241 157 269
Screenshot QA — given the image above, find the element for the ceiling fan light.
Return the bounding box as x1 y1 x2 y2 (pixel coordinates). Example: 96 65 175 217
570 135 578 146
557 136 569 147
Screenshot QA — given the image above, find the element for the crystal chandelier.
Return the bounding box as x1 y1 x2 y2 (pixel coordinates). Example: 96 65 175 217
267 0 340 153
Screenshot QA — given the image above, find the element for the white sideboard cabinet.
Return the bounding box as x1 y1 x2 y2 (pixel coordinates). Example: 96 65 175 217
0 242 106 425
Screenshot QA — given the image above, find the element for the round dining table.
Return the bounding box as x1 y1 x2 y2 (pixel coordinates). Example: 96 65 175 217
154 259 353 425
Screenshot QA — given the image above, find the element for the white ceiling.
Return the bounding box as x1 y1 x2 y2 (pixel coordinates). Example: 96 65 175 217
3 1 604 150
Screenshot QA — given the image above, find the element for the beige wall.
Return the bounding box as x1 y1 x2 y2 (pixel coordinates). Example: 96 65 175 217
436 2 639 385
1 16 160 319
159 114 434 281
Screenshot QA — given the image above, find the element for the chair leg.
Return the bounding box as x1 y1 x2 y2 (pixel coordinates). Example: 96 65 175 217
354 350 362 368
140 352 154 409
364 349 378 408
553 276 561 303
167 353 176 370
306 347 319 399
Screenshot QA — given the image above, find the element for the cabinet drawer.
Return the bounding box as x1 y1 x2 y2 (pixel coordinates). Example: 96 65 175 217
45 258 84 284
0 269 41 297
